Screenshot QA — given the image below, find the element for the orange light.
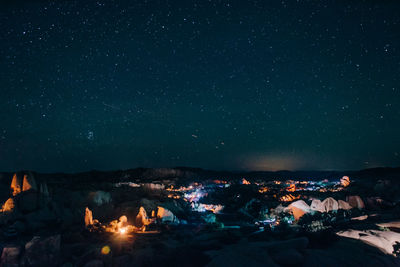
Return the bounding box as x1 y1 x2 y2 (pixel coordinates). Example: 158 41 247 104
119 227 127 234
101 245 110 255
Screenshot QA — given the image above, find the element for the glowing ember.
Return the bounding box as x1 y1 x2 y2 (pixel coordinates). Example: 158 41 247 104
119 227 127 234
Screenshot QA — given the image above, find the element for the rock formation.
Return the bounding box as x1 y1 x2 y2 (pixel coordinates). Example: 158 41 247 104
11 173 22 196
22 174 37 192
157 206 179 224
1 198 15 212
85 207 93 227
136 206 152 227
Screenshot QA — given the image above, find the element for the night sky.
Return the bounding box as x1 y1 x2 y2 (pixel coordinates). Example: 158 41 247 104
1 1 400 172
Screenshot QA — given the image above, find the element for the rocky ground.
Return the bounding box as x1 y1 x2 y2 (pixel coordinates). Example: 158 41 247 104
0 169 399 266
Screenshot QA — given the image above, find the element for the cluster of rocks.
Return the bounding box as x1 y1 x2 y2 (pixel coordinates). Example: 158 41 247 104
0 173 54 237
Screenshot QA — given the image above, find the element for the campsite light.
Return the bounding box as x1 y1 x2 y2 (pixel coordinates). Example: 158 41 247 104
101 245 111 255
119 227 127 235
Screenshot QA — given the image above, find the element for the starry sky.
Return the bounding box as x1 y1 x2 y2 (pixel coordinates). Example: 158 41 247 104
1 0 400 173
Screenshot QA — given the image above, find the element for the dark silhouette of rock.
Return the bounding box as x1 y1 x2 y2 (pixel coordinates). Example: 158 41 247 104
17 191 39 213
1 246 21 267
22 235 61 266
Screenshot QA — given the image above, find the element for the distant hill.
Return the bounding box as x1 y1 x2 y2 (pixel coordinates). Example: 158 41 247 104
1 166 399 185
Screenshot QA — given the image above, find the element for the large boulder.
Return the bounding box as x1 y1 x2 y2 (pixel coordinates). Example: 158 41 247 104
1 246 21 267
1 198 15 212
22 174 37 192
18 191 39 213
22 235 61 266
157 206 179 224
10 173 23 196
24 207 58 231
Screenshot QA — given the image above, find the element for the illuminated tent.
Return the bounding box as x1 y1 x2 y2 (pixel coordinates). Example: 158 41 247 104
310 199 324 213
346 196 365 209
286 200 311 220
338 200 352 210
321 197 338 212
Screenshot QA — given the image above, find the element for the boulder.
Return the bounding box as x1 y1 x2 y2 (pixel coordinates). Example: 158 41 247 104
23 235 61 266
85 207 93 227
1 246 21 267
10 173 22 196
157 206 179 224
24 207 57 231
346 196 365 209
1 198 15 212
22 174 37 192
18 191 39 213
136 206 152 227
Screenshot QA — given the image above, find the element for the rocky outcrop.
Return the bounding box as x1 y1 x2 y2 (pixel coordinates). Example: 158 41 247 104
136 206 152 227
85 207 93 227
22 174 37 192
1 198 15 212
10 173 22 196
1 246 21 267
157 206 179 224
22 235 61 266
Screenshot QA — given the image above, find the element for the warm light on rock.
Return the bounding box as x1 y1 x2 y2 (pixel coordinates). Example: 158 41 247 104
11 173 22 196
